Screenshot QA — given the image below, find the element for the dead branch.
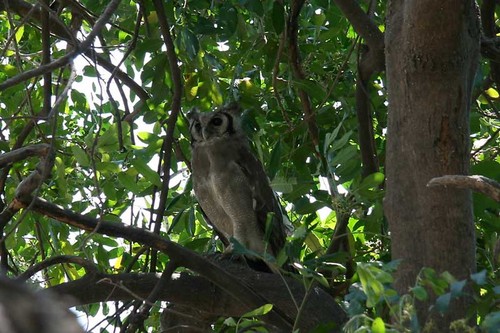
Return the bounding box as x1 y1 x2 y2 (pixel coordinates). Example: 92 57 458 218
427 175 500 202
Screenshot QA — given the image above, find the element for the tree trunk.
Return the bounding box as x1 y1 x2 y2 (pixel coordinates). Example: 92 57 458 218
384 1 480 331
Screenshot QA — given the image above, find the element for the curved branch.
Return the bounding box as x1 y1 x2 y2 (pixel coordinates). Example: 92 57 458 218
427 175 500 202
17 255 99 282
45 263 347 332
12 196 294 331
332 0 384 52
0 144 50 168
0 0 122 91
91 51 150 102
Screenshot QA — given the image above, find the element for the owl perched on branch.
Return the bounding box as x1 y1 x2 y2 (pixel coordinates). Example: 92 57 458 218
187 104 287 259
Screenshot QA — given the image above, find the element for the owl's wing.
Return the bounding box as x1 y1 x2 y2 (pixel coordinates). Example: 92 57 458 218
235 145 287 256
198 205 230 248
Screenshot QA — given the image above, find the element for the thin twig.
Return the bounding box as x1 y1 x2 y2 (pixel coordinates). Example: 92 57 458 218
149 0 183 272
17 255 99 282
0 0 122 91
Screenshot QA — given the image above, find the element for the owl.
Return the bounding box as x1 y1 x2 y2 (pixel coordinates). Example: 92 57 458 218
187 104 286 259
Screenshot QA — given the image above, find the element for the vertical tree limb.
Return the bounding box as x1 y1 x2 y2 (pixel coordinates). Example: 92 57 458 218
149 0 183 271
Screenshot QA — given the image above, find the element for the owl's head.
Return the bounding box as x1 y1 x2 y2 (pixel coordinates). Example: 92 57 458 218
187 103 243 144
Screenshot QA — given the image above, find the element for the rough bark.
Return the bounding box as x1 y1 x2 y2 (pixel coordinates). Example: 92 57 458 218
0 277 83 333
385 1 479 331
45 260 347 332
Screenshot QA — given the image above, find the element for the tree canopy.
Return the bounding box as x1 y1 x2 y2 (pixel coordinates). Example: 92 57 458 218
0 0 498 332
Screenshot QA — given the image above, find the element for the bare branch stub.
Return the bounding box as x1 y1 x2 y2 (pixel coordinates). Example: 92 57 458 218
428 175 500 202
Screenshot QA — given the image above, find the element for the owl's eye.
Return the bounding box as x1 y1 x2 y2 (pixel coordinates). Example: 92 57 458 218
194 123 202 132
211 117 223 126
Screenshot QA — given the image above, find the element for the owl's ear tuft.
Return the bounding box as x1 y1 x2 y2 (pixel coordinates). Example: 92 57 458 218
186 108 200 121
222 102 242 117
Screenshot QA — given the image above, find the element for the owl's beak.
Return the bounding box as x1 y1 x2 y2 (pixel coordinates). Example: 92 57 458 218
201 126 215 140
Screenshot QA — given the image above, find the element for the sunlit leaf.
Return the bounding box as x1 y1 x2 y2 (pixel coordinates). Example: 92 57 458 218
15 25 24 43
131 158 162 187
241 304 273 318
485 88 499 98
371 317 386 333
71 145 89 167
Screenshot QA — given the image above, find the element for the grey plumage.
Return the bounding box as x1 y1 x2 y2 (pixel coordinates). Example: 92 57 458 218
187 104 286 257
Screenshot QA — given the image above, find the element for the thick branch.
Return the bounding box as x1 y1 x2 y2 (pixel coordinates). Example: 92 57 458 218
0 277 83 333
356 45 381 177
45 262 347 332
12 196 294 331
427 175 500 202
0 144 50 168
332 0 384 52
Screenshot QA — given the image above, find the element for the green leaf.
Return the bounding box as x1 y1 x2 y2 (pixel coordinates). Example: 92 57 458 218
243 0 264 16
131 158 162 187
371 317 386 333
411 286 428 301
481 312 500 332
71 145 89 167
471 270 487 285
117 170 142 194
217 5 238 38
268 139 281 180
55 156 67 199
294 199 326 215
485 87 499 98
357 263 386 308
270 176 296 193
450 279 467 297
241 304 273 318
330 130 352 151
272 1 285 34
435 293 451 313
180 28 200 60
323 117 346 154
223 317 237 326
358 172 385 190
293 79 327 102
15 25 24 43
97 126 120 152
